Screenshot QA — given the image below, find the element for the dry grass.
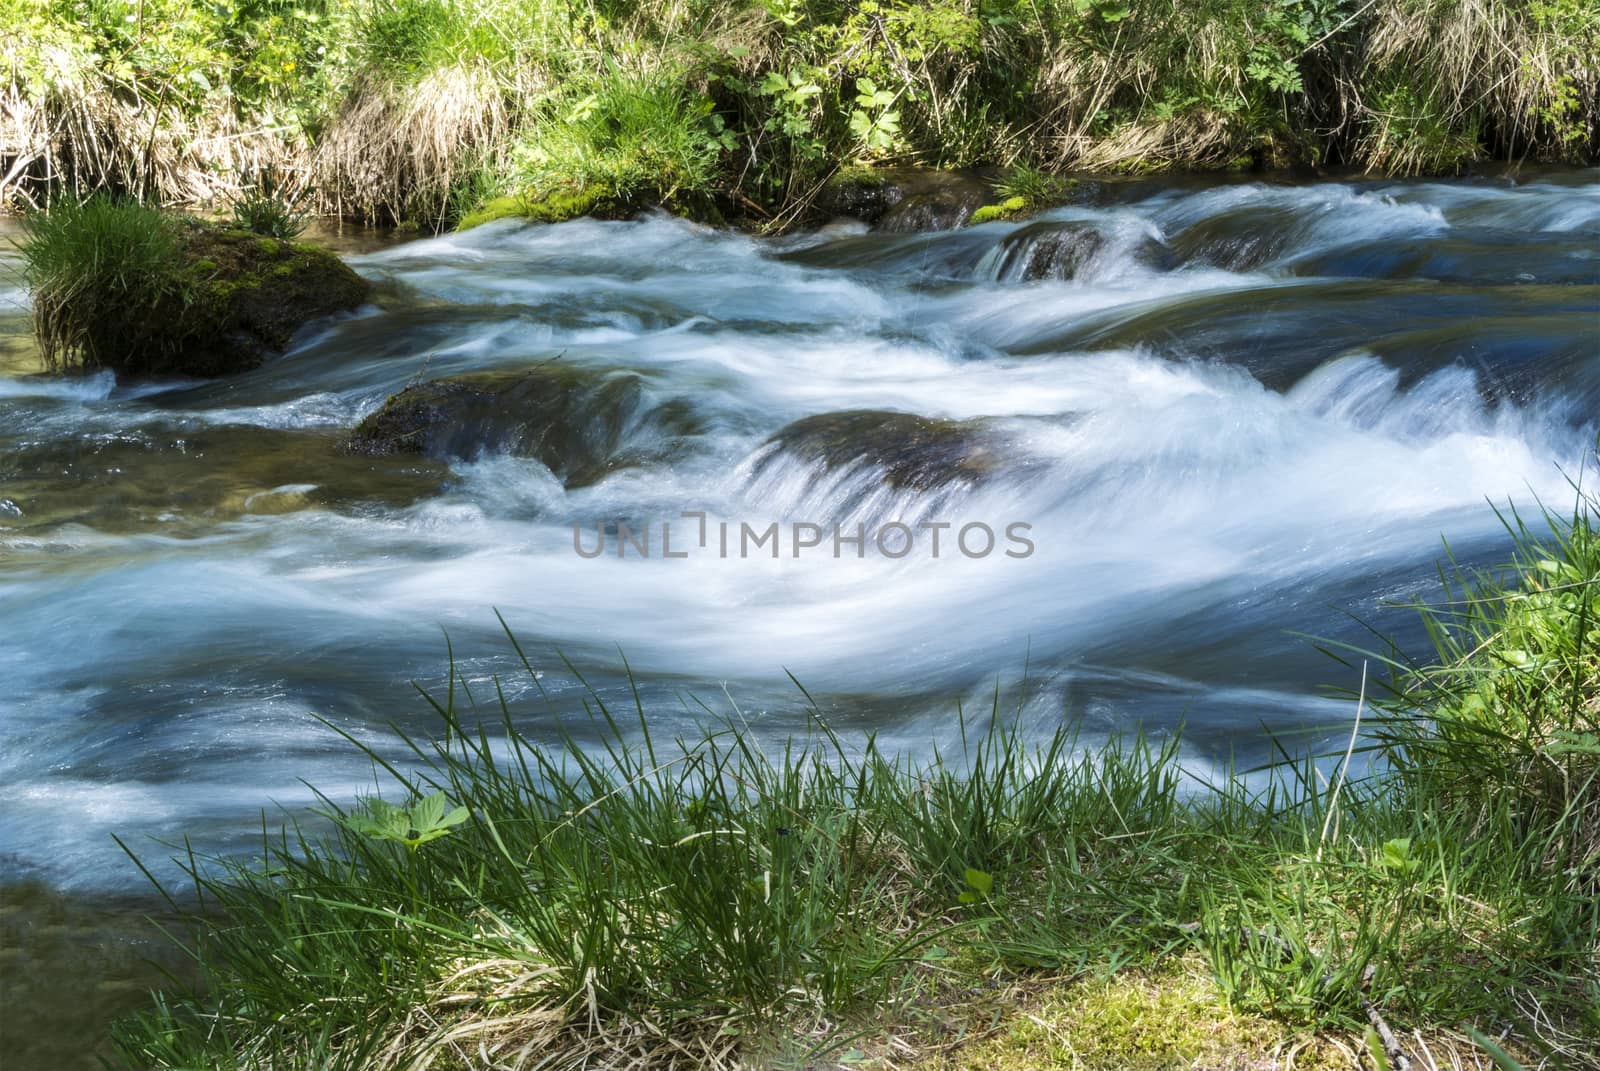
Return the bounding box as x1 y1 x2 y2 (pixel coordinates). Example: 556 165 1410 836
1354 0 1596 171
314 60 512 227
0 44 300 209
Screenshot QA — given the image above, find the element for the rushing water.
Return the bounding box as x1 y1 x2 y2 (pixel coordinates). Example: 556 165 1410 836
1 172 1597 1062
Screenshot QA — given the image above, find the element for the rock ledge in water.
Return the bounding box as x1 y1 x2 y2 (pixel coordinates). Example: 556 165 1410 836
756 410 1004 491
342 364 693 487
819 168 995 232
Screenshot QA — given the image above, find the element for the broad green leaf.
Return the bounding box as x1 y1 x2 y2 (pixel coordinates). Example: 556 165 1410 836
964 867 993 895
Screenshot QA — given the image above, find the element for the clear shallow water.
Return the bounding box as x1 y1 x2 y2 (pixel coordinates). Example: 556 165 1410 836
0 175 1597 913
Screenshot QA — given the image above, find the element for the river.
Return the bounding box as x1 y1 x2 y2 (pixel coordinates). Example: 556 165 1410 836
1 170 1596 1066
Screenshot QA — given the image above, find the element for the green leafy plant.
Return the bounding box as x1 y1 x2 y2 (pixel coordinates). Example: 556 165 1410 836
1376 837 1419 876
848 77 901 155
958 867 994 904
341 791 469 853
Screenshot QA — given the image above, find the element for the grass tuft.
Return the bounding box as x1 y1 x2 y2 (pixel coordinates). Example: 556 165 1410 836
17 195 188 370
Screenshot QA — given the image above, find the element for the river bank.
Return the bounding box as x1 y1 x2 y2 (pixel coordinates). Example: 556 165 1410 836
108 505 1600 1070
3 0 1597 230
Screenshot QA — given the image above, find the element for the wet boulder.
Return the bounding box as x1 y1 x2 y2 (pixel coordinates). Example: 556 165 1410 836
875 169 996 233
1166 206 1298 271
818 168 996 232
752 410 1006 491
815 171 906 225
988 220 1173 281
341 363 693 487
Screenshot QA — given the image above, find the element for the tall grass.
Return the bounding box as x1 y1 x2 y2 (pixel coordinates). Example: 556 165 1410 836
112 502 1600 1069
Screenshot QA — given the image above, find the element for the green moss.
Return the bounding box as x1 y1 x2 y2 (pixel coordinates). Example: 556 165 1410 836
190 258 218 274
455 183 625 230
526 183 618 223
969 195 1028 225
456 194 531 231
952 961 1349 1071
254 237 282 256
829 165 889 191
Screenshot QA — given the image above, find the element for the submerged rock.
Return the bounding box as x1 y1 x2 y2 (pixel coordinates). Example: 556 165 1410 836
0 424 443 533
1166 206 1299 271
753 410 1005 491
341 363 694 487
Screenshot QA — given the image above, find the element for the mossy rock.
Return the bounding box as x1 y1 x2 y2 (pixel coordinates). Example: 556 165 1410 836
42 221 368 378
865 168 996 232
815 168 906 225
457 180 723 231
456 187 627 230
341 363 698 487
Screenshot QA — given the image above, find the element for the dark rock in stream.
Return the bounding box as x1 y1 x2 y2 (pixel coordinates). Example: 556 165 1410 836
1166 205 1300 271
989 220 1173 281
820 168 996 232
341 364 695 486
753 410 1009 491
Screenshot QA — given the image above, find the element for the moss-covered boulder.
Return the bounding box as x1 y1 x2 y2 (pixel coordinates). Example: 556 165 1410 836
165 228 369 376
817 167 995 232
23 203 368 378
457 185 629 230
341 363 697 487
